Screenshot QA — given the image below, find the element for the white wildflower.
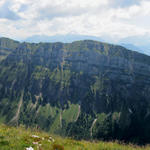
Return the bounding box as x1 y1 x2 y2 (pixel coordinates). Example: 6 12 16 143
26 146 34 150
49 136 55 142
31 135 39 138
32 142 38 145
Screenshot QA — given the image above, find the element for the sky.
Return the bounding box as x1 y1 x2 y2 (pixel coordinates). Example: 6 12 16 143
0 0 150 42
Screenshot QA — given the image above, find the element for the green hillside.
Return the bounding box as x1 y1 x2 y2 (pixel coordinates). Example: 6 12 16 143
0 38 150 144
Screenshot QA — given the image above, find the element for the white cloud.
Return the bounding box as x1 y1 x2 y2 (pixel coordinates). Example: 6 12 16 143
0 0 150 42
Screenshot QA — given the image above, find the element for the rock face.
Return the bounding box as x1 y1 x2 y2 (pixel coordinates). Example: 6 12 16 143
0 37 19 61
0 38 150 143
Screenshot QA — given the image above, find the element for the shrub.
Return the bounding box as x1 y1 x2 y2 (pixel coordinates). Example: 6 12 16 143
52 144 64 150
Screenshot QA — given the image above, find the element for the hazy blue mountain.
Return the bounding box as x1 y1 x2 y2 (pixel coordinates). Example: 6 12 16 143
120 43 144 53
138 45 150 56
119 35 150 56
120 43 150 56
25 34 104 43
119 34 150 46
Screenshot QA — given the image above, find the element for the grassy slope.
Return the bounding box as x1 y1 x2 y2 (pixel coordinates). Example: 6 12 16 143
0 124 150 150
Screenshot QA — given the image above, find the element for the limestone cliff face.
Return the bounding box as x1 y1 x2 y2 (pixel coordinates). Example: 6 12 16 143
0 38 150 143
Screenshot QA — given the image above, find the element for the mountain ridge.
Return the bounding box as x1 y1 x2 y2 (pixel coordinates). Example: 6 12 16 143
0 37 150 143
23 34 150 56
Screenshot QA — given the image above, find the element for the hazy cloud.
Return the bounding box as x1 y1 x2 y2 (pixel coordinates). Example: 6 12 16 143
18 4 28 12
37 5 88 20
0 1 21 20
0 0 150 41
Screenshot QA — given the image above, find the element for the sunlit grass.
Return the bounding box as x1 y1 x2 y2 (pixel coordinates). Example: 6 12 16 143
0 124 150 150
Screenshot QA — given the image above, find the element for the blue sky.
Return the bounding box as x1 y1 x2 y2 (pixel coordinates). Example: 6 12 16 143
110 0 141 8
0 0 150 42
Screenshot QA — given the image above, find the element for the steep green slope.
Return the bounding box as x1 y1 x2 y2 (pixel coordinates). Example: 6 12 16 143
0 39 150 143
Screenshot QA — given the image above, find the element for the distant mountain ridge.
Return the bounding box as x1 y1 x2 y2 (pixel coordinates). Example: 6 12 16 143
24 34 150 56
25 34 104 43
0 37 150 143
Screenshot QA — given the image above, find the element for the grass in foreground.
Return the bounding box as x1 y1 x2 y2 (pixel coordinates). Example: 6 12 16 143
0 124 150 150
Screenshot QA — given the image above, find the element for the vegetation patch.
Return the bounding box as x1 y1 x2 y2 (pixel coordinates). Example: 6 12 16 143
0 124 149 150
